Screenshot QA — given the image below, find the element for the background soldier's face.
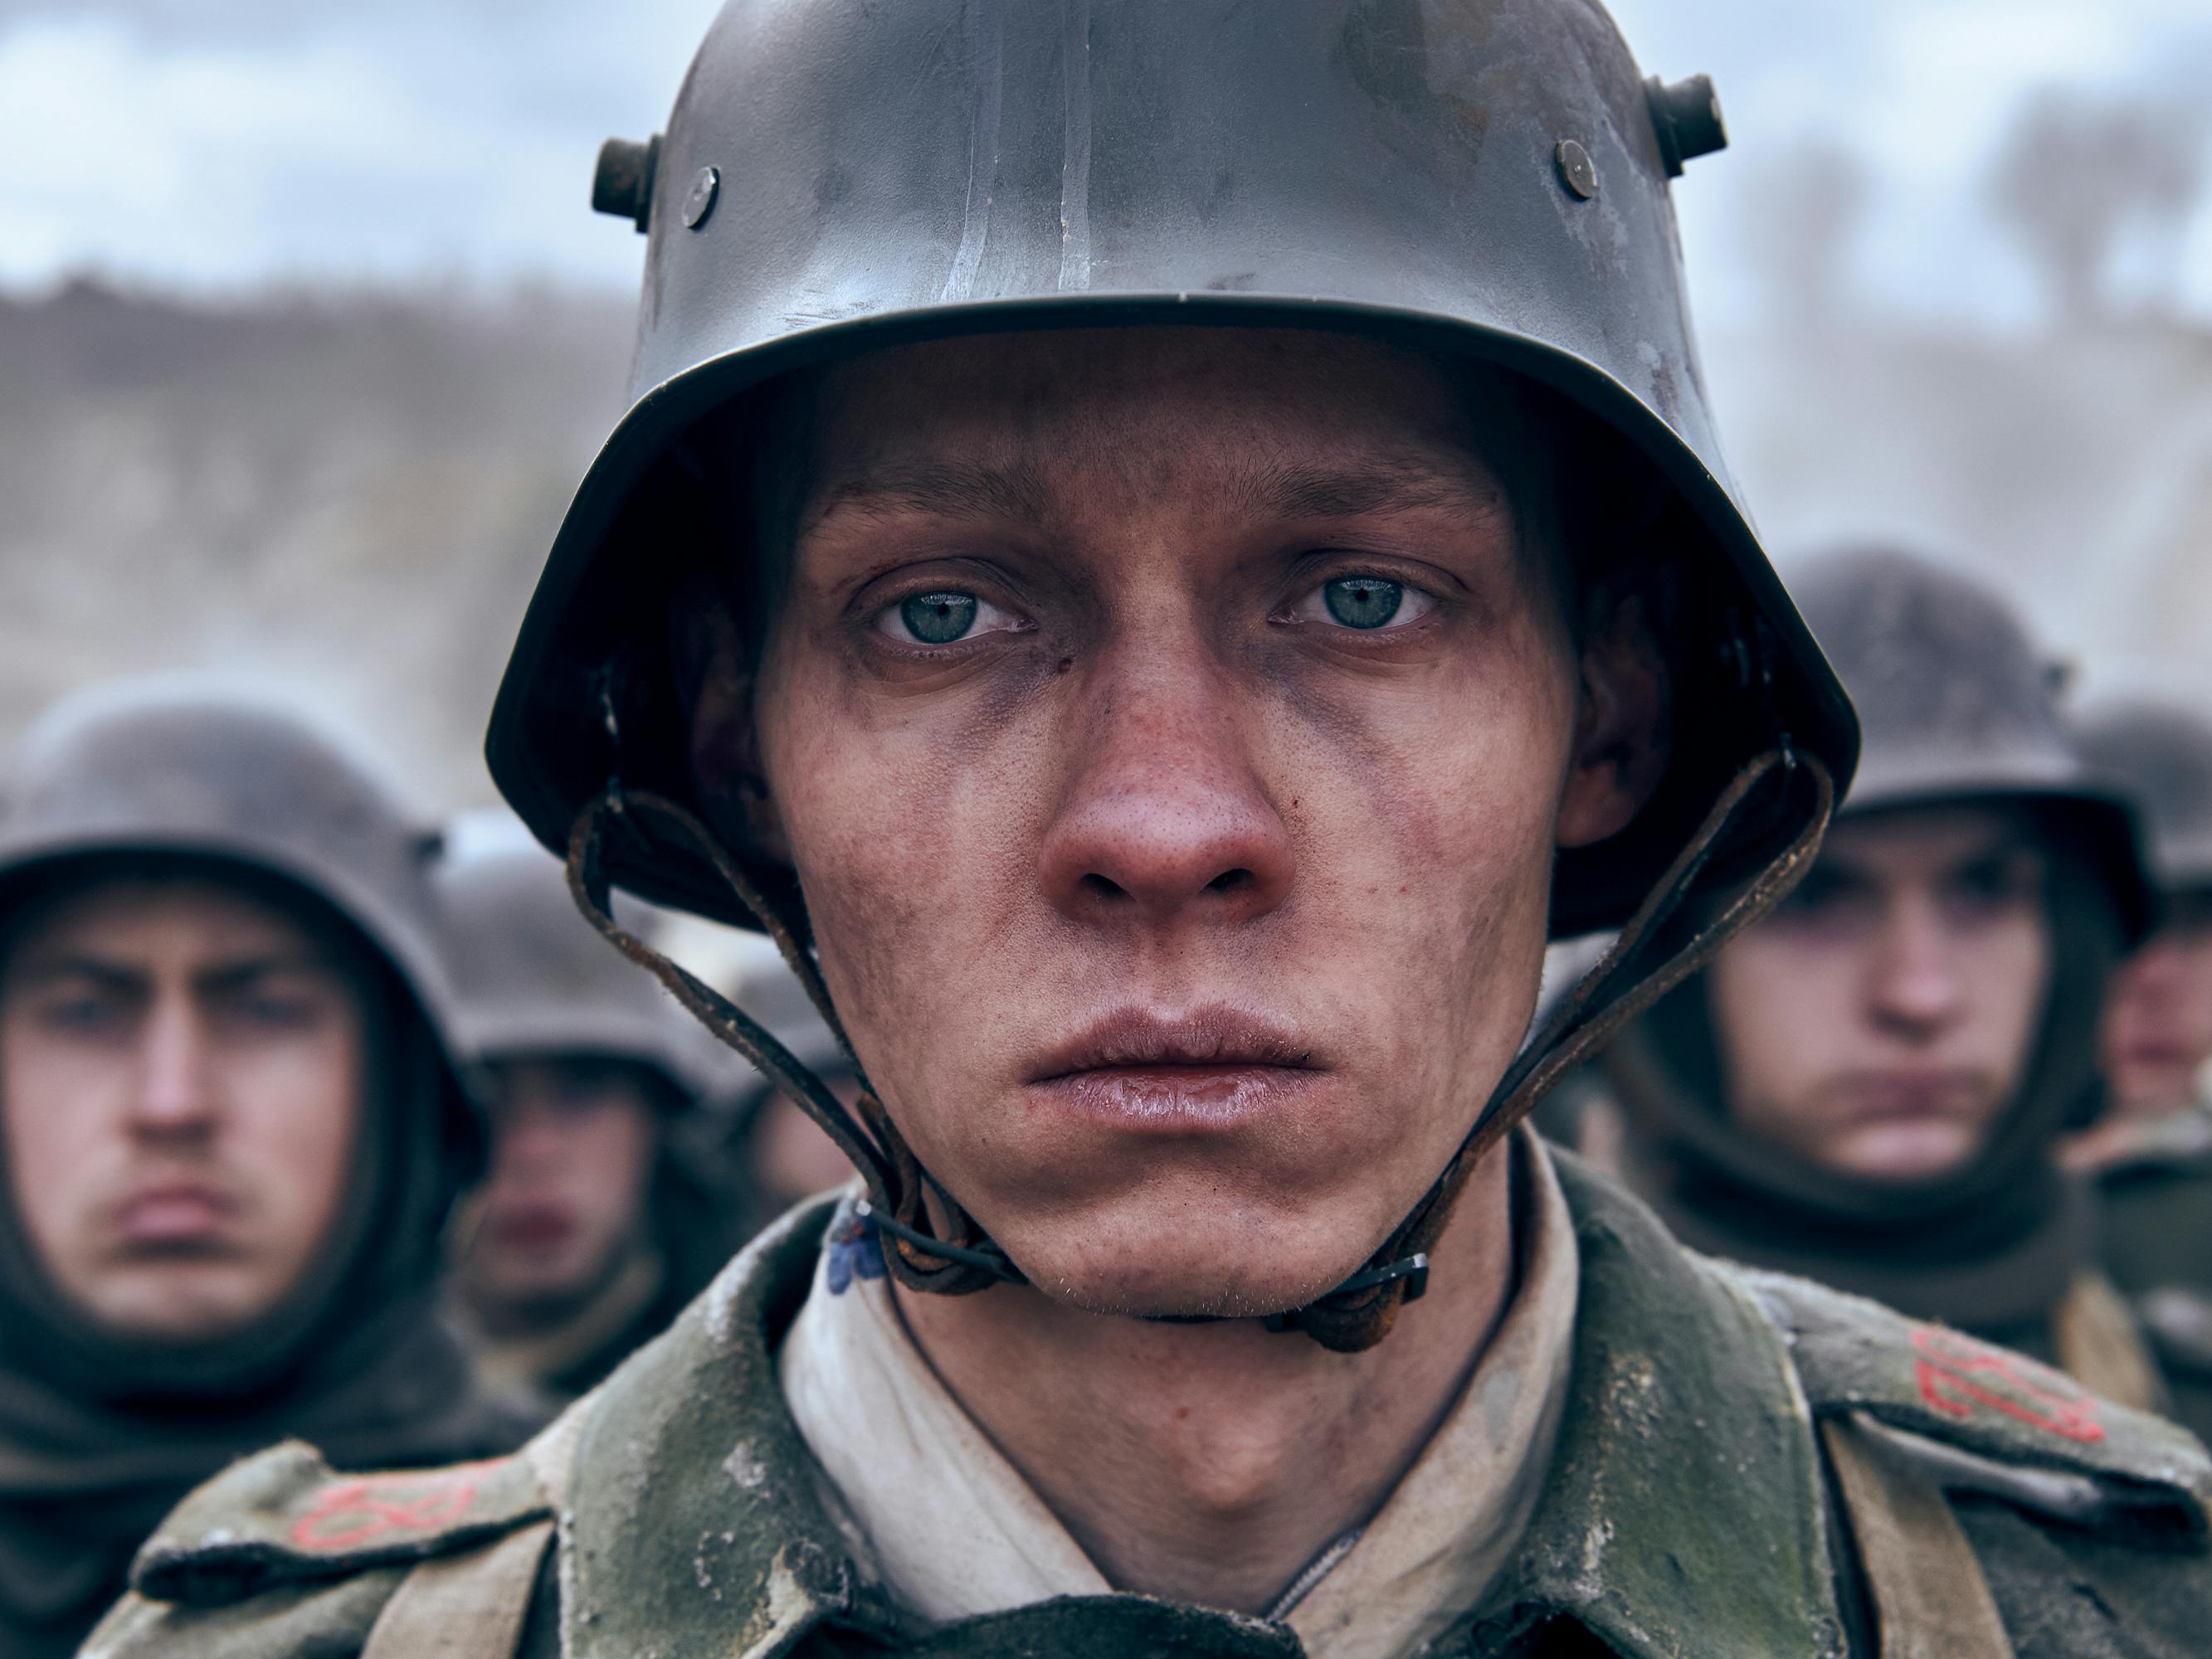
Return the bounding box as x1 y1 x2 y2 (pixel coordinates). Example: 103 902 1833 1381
2100 895 2212 1117
459 1056 660 1316
690 328 1668 1317
0 876 364 1341
1706 805 2053 1182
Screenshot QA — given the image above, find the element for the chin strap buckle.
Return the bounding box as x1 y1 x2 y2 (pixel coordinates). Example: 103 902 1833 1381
1262 1253 1430 1334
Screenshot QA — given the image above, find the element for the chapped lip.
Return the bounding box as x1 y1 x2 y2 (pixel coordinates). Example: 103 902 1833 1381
1026 1005 1323 1082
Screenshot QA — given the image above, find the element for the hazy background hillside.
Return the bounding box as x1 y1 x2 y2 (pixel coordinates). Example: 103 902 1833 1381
3 0 2210 817
0 281 631 806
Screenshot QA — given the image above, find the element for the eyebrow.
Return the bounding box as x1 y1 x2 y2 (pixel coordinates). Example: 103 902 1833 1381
6 953 333 994
802 460 1055 534
801 454 1510 535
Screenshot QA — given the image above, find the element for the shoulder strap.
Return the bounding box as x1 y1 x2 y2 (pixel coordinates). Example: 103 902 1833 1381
360 1518 554 1659
355 1407 581 1659
2053 1268 2169 1416
1820 1413 2015 1659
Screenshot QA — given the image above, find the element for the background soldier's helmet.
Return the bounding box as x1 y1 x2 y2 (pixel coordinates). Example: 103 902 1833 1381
0 682 483 1171
1795 547 2151 940
434 834 733 1106
2076 699 2212 908
486 0 1855 939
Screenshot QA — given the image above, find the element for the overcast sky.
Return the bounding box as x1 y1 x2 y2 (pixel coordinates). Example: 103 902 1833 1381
4 0 2210 326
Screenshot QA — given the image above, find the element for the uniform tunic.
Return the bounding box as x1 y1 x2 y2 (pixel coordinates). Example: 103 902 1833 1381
85 1157 2212 1657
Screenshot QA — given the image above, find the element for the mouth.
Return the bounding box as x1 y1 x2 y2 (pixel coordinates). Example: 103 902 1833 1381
1026 1005 1326 1131
112 1180 240 1247
487 1204 581 1253
1831 1068 1987 1124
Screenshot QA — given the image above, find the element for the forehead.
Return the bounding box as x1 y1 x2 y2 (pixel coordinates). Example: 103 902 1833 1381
791 326 1535 525
1820 803 2046 875
2 871 331 972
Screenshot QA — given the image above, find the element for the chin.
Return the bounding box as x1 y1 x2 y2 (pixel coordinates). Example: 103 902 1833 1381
1831 1127 1981 1185
90 1272 268 1346
980 1182 1392 1321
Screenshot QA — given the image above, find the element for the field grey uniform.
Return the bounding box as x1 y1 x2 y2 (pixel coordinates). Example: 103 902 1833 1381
85 4 2212 1655
0 685 539 1659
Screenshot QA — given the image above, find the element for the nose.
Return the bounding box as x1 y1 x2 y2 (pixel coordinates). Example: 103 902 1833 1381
1038 653 1294 931
1865 892 1965 1039
130 991 218 1141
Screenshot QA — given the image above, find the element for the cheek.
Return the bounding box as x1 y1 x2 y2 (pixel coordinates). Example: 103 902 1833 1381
573 1111 659 1218
1973 917 2052 1053
0 1029 114 1247
230 1034 363 1240
1709 938 1851 1101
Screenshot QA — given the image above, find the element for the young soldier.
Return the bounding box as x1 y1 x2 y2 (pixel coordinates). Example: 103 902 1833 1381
0 684 538 1659
92 5 2212 1655
441 838 767 1401
2070 700 2212 1415
1595 549 2212 1436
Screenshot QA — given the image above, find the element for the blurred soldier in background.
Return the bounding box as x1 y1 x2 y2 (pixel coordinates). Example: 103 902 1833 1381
1596 549 2206 1431
2074 700 2212 1159
441 835 797 1401
2068 700 2212 1405
0 684 539 1659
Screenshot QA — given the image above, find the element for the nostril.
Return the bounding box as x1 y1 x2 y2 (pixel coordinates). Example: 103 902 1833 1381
1206 868 1255 896
1081 873 1128 902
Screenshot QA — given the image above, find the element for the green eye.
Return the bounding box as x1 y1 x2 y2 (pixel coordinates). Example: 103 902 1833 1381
1323 577 1404 630
900 591 980 645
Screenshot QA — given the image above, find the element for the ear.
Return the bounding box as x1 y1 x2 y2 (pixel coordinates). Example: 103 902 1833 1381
682 595 793 866
1557 594 1673 849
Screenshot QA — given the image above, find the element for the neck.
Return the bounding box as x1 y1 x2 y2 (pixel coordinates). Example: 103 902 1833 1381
894 1149 1516 1613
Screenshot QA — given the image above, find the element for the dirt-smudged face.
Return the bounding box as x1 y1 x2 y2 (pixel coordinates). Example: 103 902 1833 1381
692 328 1666 1316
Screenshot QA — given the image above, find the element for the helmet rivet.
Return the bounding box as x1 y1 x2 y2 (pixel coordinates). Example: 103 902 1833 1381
1555 139 1598 201
682 165 721 230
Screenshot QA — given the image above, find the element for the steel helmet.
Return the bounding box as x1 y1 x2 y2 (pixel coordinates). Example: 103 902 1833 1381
483 0 1859 1349
434 834 738 1104
2076 698 2212 905
486 0 1854 938
0 680 480 1151
1795 547 2151 940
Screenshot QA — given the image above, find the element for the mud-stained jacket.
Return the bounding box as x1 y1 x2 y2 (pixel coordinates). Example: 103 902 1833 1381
85 1162 2212 1658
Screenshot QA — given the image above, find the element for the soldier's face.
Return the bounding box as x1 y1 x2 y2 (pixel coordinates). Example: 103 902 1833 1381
1706 806 2053 1183
693 328 1668 1316
2100 898 2212 1117
0 876 364 1342
459 1057 661 1316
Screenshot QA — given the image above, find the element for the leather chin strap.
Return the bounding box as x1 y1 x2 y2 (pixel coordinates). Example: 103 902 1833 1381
566 744 1833 1353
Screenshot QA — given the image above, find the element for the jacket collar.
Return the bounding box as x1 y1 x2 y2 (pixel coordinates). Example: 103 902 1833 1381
559 1163 1847 1658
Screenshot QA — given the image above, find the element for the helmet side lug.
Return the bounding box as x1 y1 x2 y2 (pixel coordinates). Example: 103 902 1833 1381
1646 75 1727 178
592 134 663 232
